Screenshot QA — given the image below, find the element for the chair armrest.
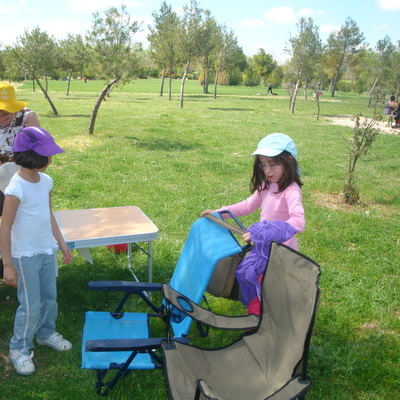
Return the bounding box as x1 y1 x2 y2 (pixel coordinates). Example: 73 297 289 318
195 376 310 400
86 338 164 352
162 284 259 330
86 337 189 352
196 379 224 400
88 281 162 292
264 376 310 399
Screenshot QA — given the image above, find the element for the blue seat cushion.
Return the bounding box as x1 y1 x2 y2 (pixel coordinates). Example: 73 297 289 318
82 311 156 370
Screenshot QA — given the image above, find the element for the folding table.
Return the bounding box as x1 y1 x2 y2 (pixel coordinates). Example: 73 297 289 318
54 206 158 282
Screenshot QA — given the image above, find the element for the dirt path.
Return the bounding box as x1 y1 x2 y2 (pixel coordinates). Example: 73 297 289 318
326 115 400 135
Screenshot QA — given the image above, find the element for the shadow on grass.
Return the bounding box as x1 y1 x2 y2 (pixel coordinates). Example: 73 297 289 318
208 107 255 112
125 136 201 151
42 114 91 119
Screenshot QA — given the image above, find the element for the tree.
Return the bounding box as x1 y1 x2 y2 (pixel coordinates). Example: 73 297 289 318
177 0 203 108
324 17 365 97
148 1 181 99
59 34 88 95
250 48 277 86
86 5 140 134
343 113 380 204
12 27 59 115
285 17 322 113
197 10 219 94
213 25 246 97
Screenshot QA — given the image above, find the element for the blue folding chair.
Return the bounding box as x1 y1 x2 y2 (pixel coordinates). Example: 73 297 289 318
81 212 249 395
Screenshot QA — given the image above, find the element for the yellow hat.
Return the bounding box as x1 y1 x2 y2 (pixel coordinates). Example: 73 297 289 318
0 82 27 113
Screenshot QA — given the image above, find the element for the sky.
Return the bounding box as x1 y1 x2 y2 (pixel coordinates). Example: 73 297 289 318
1 0 400 64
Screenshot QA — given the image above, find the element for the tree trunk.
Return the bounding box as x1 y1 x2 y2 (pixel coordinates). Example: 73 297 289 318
168 74 173 100
88 79 118 134
330 74 338 97
331 62 343 97
303 80 307 101
66 72 72 96
214 67 220 99
180 61 190 109
34 76 58 115
290 80 300 113
314 90 321 120
160 68 166 97
203 57 209 94
328 77 333 94
367 76 379 107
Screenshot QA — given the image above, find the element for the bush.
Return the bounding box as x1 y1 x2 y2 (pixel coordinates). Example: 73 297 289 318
242 72 260 87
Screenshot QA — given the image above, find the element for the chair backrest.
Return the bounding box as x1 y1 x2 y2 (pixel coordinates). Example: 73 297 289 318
243 242 320 386
168 215 244 337
0 162 19 192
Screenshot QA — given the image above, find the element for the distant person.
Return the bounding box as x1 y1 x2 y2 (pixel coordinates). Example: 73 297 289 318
267 82 273 94
0 126 73 376
201 133 305 315
0 82 41 213
83 76 87 83
385 95 399 126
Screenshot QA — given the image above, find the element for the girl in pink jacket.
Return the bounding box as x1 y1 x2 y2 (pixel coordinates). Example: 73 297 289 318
201 133 305 315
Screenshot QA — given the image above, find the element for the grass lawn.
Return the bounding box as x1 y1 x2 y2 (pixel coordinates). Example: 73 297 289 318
0 78 399 399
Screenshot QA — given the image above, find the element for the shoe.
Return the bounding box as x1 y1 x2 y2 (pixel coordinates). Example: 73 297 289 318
37 332 72 351
9 349 35 375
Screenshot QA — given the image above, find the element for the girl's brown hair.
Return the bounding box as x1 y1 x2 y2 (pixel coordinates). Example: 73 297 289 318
250 151 302 194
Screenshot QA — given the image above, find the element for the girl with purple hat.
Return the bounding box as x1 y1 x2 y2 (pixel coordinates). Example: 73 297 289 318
201 133 305 316
0 126 73 376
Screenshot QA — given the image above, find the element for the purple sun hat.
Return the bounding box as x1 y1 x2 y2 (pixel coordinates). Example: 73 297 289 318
13 126 65 156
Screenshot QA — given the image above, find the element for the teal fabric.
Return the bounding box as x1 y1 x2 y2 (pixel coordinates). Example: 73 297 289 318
169 215 243 337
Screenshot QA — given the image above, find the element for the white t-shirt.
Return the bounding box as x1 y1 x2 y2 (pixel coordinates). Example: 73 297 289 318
4 172 54 258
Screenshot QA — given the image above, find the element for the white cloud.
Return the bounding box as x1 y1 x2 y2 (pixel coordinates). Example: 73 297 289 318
379 24 390 29
320 24 340 33
67 0 141 12
40 18 90 40
377 0 400 10
264 7 324 24
264 7 296 24
237 18 267 28
298 8 324 18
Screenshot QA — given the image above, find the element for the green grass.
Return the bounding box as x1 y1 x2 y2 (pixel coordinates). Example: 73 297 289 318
0 79 399 399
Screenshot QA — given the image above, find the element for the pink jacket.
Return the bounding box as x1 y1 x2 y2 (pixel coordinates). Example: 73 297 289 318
218 182 305 250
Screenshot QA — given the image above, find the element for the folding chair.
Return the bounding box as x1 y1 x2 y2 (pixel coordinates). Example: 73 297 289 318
160 242 321 400
81 211 251 396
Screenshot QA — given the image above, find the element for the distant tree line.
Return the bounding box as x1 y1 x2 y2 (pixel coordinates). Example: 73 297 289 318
1 1 400 128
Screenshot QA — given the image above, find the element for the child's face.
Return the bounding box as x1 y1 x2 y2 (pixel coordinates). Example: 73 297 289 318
259 155 284 183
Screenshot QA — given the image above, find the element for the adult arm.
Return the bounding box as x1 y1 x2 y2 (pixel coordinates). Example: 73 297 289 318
25 112 41 127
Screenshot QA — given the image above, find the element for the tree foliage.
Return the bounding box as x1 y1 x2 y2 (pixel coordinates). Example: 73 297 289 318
285 17 322 112
86 5 140 134
250 49 277 85
324 17 365 97
148 1 181 99
12 27 59 114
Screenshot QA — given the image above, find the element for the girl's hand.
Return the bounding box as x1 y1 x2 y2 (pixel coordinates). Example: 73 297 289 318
3 263 18 288
242 232 254 245
200 209 217 217
59 243 73 264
